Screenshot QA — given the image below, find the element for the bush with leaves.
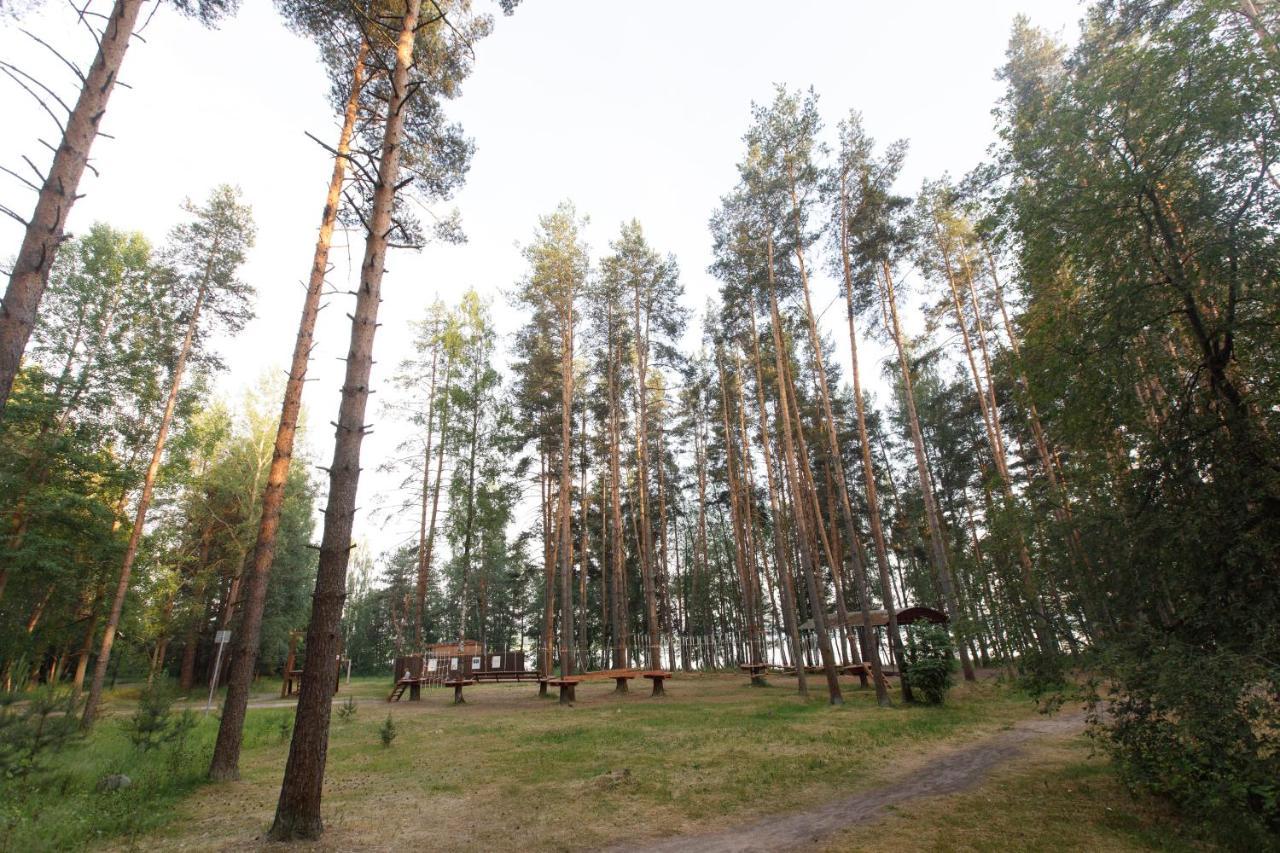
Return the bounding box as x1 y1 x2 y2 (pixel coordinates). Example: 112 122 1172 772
1090 637 1280 844
379 713 397 748
903 625 954 705
0 688 82 779
337 695 358 723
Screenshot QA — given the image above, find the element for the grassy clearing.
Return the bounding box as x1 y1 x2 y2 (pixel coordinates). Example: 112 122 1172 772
143 674 1040 850
825 725 1219 853
4 673 1212 852
0 676 390 852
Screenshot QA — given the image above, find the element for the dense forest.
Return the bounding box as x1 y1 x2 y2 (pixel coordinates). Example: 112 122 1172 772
1 0 1277 845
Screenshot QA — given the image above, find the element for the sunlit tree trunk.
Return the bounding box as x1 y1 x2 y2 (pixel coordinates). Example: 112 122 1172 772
208 42 368 782
269 0 420 836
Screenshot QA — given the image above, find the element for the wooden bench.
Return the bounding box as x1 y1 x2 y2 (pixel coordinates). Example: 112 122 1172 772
642 670 672 696
443 678 476 704
540 668 653 703
472 670 537 683
544 677 581 705
739 663 769 685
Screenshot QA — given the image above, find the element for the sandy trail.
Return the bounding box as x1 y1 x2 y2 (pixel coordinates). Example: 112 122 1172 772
605 711 1086 853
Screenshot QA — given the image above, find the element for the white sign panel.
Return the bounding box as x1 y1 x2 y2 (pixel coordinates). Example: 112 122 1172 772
214 630 231 644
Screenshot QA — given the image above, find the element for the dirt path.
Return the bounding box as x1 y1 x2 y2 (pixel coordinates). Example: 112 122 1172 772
606 711 1086 853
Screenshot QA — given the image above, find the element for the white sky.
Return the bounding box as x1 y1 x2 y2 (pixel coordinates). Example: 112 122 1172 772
0 0 1085 566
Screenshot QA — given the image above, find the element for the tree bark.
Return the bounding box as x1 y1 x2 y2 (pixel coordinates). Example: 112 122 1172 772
787 178 888 704
837 178 910 696
744 293 807 696
606 324 628 673
269 2 419 837
556 298 575 680
208 41 367 783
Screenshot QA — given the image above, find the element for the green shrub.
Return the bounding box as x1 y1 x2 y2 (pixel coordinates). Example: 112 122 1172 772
121 683 193 753
379 713 397 748
904 625 954 705
1090 636 1280 845
0 688 82 779
337 695 358 723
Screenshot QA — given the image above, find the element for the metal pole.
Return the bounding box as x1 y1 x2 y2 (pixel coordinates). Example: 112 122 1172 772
205 631 229 715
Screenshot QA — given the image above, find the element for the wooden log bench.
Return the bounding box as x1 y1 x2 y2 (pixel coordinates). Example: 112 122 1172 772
544 677 581 705
443 678 476 704
642 670 672 696
540 668 648 703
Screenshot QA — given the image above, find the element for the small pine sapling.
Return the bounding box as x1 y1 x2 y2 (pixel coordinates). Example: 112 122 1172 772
379 713 397 748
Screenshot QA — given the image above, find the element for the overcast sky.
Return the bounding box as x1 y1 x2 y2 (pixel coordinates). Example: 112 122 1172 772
0 0 1085 568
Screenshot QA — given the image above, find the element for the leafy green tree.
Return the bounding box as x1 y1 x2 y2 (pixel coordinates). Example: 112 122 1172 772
83 185 255 729
989 5 1280 834
0 0 241 416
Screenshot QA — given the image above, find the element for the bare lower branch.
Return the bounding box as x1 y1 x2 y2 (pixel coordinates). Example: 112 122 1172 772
0 66 68 135
0 164 41 192
20 28 87 83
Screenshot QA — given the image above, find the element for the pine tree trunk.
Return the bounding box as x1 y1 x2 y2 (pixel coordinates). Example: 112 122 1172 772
607 330 628 673
935 229 1053 656
556 303 575 682
0 0 146 417
415 318 441 647
766 244 842 704
578 406 590 669
744 294 807 696
71 595 99 693
841 236 911 694
82 282 207 728
714 349 762 682
879 260 975 681
632 291 660 671
788 186 889 704
269 2 420 836
208 43 367 782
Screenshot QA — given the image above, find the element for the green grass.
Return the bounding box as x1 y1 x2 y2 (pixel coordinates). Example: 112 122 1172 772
1 674 1220 851
0 701 293 852
149 674 1044 850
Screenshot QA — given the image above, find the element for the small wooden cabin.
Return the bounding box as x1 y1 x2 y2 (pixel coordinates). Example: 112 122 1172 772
395 643 526 683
